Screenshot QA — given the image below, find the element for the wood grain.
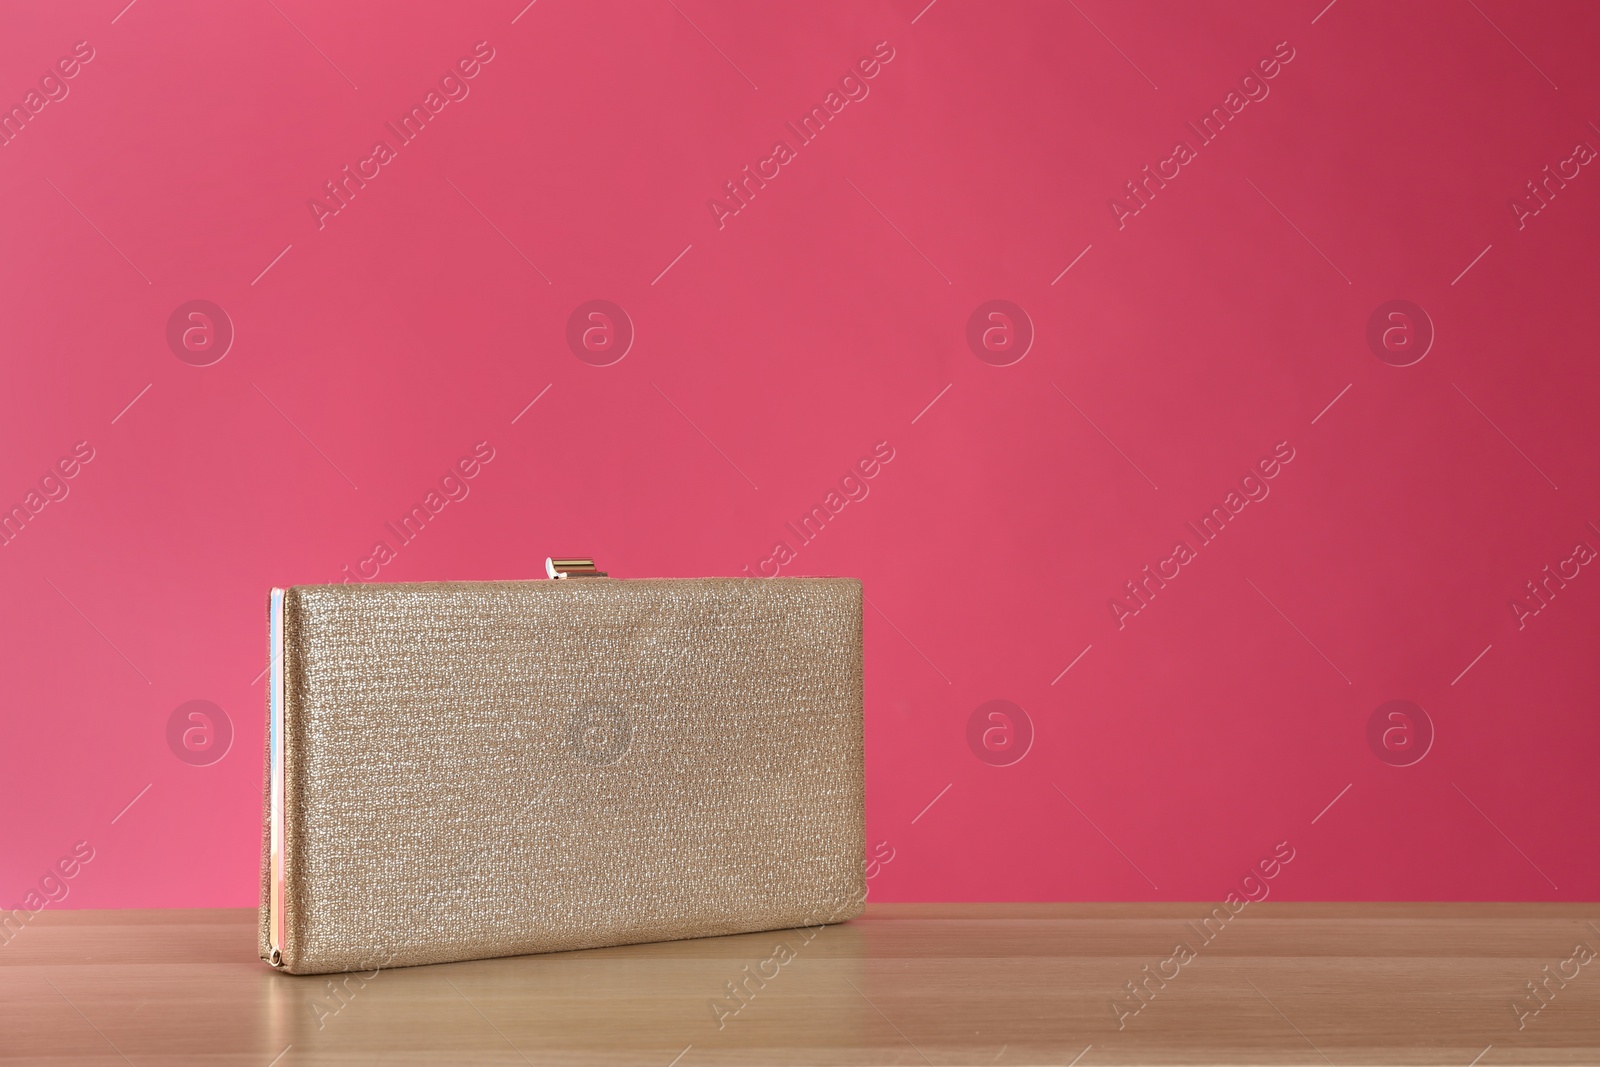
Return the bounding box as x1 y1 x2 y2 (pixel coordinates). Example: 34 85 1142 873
2 904 1597 1065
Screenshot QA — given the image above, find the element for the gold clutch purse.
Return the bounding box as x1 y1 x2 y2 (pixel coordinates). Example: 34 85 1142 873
260 561 864 975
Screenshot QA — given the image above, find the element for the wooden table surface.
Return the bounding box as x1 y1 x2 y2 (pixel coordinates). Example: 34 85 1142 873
3 904 1597 1065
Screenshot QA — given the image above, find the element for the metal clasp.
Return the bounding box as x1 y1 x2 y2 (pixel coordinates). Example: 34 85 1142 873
546 557 607 579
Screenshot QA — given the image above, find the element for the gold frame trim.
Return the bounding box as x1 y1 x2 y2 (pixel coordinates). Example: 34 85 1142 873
268 588 286 968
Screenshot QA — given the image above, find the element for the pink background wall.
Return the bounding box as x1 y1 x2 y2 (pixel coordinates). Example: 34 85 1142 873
3 0 1598 911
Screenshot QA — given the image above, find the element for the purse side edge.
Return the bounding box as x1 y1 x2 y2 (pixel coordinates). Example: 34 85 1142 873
261 586 303 971
845 576 867 921
784 577 867 928
256 589 276 965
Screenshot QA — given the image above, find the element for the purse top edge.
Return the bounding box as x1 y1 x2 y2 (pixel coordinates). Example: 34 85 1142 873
282 576 862 595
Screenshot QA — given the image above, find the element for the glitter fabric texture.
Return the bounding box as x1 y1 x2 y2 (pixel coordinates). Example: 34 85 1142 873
258 577 865 975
